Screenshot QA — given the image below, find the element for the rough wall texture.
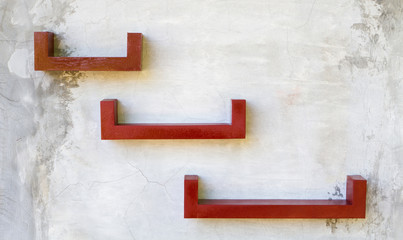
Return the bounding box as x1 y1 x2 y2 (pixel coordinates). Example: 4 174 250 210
1 0 402 239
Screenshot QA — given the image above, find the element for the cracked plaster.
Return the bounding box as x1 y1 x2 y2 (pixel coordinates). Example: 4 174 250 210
0 0 403 239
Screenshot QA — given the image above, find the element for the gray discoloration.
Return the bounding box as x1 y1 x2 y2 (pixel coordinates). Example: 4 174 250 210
0 0 80 239
344 55 369 69
351 23 371 32
327 185 344 200
49 36 85 88
326 219 338 233
335 0 403 239
51 71 84 88
53 35 74 57
339 1 389 72
378 0 403 40
332 186 343 198
30 76 77 240
31 0 77 28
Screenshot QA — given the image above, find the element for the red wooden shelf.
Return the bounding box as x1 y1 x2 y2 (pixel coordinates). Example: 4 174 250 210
100 99 246 139
184 175 367 218
34 32 142 71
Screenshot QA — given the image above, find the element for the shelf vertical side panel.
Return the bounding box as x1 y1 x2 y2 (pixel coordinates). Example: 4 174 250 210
127 33 143 70
100 99 118 140
34 32 53 70
346 175 367 218
231 99 246 138
184 175 199 218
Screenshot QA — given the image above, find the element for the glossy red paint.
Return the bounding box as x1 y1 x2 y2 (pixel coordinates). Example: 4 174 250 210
34 32 142 71
100 99 246 139
184 175 367 218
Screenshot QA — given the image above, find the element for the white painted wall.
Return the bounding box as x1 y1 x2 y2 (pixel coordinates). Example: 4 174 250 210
1 0 403 239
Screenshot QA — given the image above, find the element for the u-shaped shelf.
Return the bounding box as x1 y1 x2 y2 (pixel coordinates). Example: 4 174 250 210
100 99 246 139
184 175 367 218
34 32 142 71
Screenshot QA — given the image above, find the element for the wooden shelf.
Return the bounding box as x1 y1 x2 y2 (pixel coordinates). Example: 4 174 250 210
184 175 367 218
100 99 246 139
34 32 142 71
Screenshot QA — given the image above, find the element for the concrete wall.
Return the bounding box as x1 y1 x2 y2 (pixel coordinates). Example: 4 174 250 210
1 0 403 239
